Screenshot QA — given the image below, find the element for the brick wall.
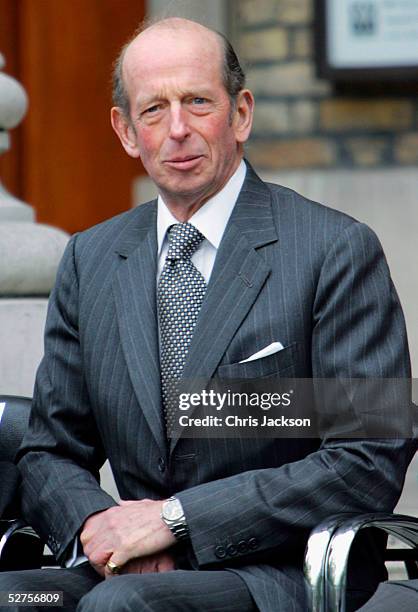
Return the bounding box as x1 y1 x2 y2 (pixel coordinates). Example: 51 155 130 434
231 0 418 169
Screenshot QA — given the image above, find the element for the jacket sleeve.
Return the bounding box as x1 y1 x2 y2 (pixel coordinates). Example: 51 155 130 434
17 235 117 563
177 222 414 567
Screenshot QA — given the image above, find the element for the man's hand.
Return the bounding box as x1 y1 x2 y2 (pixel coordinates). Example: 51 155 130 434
116 551 175 578
80 499 176 576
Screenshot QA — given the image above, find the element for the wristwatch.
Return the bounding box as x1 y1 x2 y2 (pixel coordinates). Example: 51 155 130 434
161 496 189 541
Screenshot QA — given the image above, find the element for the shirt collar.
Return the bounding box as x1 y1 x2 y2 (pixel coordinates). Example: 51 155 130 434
157 159 246 256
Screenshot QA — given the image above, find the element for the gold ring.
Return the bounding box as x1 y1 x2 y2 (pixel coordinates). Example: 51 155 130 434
106 560 121 575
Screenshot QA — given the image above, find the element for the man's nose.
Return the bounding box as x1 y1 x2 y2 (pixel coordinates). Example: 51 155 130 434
168 105 191 141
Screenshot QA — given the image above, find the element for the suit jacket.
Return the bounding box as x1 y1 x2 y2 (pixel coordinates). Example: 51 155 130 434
17 163 413 610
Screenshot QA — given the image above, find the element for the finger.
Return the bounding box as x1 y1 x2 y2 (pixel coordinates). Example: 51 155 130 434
104 558 125 580
157 557 175 572
87 548 114 570
79 528 92 548
105 550 131 575
81 520 110 550
81 532 114 561
90 562 106 578
138 558 157 574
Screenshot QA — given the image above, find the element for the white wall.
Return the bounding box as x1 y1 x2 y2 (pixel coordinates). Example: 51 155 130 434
147 0 227 32
261 168 418 380
0 300 47 396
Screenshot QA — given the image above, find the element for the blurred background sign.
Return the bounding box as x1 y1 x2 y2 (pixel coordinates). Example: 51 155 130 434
315 0 418 81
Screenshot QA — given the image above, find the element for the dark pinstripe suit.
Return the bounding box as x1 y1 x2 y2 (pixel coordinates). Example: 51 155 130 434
0 463 19 518
13 163 413 610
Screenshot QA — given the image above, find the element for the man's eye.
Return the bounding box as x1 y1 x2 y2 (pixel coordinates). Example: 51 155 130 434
192 97 207 105
144 105 160 114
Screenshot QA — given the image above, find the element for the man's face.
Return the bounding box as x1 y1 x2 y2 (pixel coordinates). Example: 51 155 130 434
111 24 253 213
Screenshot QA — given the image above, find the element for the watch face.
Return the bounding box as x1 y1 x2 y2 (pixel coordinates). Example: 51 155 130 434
164 499 183 521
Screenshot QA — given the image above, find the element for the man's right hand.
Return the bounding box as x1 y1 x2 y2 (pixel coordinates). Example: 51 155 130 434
87 550 175 578
116 551 175 577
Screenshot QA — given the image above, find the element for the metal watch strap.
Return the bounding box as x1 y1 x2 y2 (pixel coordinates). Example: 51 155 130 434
161 496 189 541
168 520 189 541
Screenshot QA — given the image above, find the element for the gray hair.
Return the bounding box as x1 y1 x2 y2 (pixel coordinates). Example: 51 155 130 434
112 20 246 120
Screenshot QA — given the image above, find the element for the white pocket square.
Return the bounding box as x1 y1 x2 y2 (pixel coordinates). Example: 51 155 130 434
239 342 284 364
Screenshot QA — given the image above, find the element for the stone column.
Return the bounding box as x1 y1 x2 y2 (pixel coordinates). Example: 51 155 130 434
0 53 69 396
0 53 33 221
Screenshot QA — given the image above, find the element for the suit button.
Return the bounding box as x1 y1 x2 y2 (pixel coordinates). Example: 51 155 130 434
158 458 166 473
248 537 259 550
226 544 238 557
237 540 248 554
214 545 226 559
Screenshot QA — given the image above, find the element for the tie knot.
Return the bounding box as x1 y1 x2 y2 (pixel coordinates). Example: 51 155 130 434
166 223 205 261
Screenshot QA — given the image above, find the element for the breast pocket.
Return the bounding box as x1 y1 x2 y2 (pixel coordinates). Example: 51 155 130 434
216 342 299 380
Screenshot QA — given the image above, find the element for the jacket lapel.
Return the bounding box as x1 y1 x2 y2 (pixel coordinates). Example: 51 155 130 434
112 203 166 454
170 164 278 452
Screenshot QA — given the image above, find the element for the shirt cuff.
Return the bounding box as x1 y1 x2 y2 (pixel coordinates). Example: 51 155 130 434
64 536 88 568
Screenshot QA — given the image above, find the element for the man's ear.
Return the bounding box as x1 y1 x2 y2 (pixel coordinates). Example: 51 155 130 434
233 89 254 145
111 107 141 158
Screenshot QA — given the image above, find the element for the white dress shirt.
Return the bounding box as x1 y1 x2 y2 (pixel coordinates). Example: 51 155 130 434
65 159 246 568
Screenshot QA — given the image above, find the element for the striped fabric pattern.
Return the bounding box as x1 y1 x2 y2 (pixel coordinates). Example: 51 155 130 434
15 162 413 611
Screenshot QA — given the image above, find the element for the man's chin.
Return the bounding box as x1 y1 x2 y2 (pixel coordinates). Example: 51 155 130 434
157 175 211 201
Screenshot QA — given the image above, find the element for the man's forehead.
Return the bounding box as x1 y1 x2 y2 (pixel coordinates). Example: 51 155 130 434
123 21 223 75
133 18 220 46
126 53 221 86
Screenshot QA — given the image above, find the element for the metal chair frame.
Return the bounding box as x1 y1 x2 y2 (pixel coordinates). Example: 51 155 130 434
304 512 418 612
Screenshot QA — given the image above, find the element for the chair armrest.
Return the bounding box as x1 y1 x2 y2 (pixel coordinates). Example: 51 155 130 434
0 519 30 553
0 519 43 571
326 513 418 612
304 513 418 612
304 513 359 612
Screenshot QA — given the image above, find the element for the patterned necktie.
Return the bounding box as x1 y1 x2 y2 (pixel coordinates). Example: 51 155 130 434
158 222 207 434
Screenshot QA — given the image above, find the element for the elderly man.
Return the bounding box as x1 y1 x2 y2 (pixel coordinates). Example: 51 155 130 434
0 18 413 612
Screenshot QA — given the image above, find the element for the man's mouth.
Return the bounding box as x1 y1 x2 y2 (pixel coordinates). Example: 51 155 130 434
164 155 204 169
